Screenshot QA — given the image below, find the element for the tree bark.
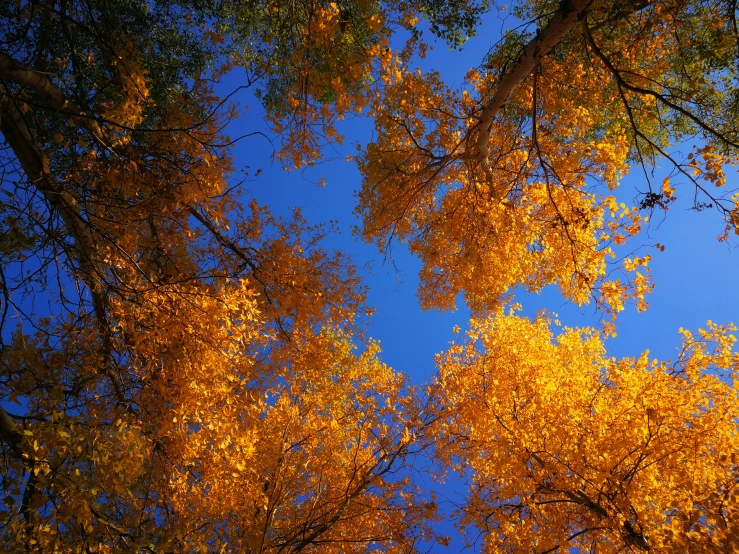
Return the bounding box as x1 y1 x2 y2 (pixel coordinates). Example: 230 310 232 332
474 0 593 157
0 50 111 146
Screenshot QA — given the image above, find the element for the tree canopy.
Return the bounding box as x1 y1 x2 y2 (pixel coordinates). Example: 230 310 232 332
0 0 737 552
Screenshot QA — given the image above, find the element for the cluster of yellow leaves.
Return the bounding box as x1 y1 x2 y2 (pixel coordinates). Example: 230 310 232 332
2 290 430 551
157 329 424 552
434 311 739 552
0 321 155 551
0 31 434 550
256 0 441 170
355 0 739 323
99 38 151 127
358 52 652 317
257 1 387 168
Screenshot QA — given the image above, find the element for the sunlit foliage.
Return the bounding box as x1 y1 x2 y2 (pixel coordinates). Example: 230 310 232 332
0 0 737 552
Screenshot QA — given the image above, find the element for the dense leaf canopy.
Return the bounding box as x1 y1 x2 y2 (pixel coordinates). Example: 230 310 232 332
0 0 737 552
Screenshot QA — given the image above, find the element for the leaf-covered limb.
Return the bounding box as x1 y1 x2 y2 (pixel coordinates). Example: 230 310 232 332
473 0 593 158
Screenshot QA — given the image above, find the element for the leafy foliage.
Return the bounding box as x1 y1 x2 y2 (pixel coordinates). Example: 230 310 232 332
0 0 737 552
357 0 739 324
435 312 739 552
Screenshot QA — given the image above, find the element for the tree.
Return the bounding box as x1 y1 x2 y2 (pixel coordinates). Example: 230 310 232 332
433 311 739 552
0 0 456 550
357 0 739 323
0 0 737 552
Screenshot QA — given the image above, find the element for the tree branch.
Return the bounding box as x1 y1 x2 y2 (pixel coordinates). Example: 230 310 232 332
474 0 593 157
0 87 124 403
0 50 113 150
0 407 40 538
582 22 739 150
